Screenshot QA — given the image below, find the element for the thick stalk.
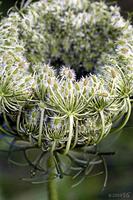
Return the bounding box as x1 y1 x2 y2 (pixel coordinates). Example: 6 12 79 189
47 156 58 200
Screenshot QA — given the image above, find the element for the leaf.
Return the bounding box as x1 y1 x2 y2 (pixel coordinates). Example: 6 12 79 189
22 170 56 184
13 140 34 149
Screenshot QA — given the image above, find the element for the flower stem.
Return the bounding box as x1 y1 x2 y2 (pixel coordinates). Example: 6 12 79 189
17 106 22 132
72 120 78 149
47 156 58 200
0 126 10 135
64 115 74 154
97 110 105 143
51 140 56 152
112 97 131 133
38 108 45 146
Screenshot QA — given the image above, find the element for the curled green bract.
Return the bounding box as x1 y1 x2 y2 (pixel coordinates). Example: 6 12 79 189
0 0 133 154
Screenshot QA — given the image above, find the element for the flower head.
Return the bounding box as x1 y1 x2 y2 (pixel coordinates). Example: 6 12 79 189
0 0 132 155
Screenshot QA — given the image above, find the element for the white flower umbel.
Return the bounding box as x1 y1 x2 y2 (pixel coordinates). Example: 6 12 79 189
0 0 133 154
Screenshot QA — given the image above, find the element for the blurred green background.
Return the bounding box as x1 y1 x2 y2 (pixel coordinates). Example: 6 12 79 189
0 0 133 200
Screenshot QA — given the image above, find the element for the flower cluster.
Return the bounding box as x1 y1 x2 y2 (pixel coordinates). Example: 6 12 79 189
0 13 34 116
19 0 131 73
0 0 133 155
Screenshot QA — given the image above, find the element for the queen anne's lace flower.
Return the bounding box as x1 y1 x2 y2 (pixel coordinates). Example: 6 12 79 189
0 0 133 154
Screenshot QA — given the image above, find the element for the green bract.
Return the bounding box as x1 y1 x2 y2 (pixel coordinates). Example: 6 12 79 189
0 0 133 154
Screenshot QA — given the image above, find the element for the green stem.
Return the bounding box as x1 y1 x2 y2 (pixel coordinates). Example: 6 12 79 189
38 108 45 146
17 106 22 132
53 152 63 179
64 115 74 154
0 125 16 136
110 79 116 94
72 120 78 149
0 126 11 135
97 110 105 143
3 111 11 130
47 156 58 200
51 140 56 152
